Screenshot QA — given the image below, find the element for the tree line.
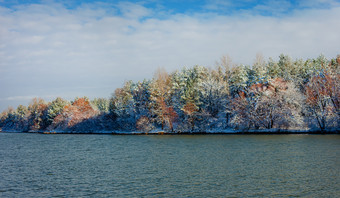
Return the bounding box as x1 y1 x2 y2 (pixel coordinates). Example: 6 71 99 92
1 54 339 133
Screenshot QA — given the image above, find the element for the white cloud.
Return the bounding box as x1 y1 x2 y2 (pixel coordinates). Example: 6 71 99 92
0 2 340 111
297 0 340 8
204 0 340 15
3 95 52 101
117 2 152 19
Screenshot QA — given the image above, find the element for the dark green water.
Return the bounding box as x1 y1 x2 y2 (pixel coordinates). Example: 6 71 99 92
0 133 339 197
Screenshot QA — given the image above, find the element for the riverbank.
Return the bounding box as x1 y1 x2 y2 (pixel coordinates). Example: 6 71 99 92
1 128 339 135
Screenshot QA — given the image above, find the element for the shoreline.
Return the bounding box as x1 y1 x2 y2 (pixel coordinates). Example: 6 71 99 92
1 129 339 135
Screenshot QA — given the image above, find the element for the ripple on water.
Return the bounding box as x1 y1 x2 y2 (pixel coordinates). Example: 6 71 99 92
0 134 339 197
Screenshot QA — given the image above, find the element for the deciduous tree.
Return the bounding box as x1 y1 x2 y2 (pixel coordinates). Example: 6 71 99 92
305 73 339 130
150 68 177 131
28 98 48 131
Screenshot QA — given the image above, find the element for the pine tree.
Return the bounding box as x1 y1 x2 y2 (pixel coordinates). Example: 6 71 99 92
47 97 69 126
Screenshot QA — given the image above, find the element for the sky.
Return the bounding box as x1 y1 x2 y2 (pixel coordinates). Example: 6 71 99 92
1 0 340 111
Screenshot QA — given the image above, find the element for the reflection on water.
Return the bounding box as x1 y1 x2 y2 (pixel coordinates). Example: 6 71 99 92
0 133 339 197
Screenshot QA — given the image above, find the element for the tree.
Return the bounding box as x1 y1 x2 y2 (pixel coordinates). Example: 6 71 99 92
109 81 136 130
46 97 69 126
229 65 248 97
50 97 98 131
199 77 228 117
149 68 177 131
305 73 339 130
15 105 29 131
267 57 281 79
215 54 233 82
253 53 267 81
27 98 48 131
130 80 151 118
70 97 97 126
198 73 229 128
110 82 135 117
171 66 208 131
231 78 304 130
136 116 154 132
0 110 7 127
0 107 16 129
91 98 109 113
0 54 338 133
181 102 199 131
277 54 295 80
329 54 340 71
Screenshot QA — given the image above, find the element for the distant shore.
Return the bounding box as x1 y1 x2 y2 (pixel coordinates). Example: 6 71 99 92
1 129 339 135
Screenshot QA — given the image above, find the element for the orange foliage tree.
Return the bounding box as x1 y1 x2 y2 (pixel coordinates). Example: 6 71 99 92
182 102 199 131
28 98 48 131
150 68 178 131
50 97 97 130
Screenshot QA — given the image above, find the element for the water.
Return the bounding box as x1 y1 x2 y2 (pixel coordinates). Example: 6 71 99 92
0 133 339 197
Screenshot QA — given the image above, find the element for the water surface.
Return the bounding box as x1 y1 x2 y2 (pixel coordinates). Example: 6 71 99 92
0 133 339 197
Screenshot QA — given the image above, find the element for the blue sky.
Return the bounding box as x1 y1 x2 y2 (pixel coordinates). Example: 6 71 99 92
2 0 339 16
1 0 340 111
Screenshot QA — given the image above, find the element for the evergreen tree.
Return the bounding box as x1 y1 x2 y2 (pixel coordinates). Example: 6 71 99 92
229 65 248 97
91 98 109 113
47 97 69 126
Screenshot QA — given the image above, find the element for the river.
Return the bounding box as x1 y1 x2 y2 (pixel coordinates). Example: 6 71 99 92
0 133 339 197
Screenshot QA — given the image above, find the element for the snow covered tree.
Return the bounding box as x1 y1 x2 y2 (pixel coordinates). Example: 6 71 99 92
255 79 304 129
267 57 282 79
0 54 338 133
277 54 296 80
110 82 135 118
136 116 154 132
182 102 199 131
27 98 48 131
213 55 234 127
231 78 304 130
109 81 137 130
91 98 109 113
0 107 17 130
171 66 208 131
229 65 248 97
50 97 98 131
305 73 339 130
198 73 229 128
46 97 69 126
0 109 7 127
253 53 267 81
130 80 152 118
14 105 29 131
329 54 340 71
149 68 177 131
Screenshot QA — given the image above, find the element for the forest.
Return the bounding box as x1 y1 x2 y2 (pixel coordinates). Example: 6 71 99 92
0 54 339 133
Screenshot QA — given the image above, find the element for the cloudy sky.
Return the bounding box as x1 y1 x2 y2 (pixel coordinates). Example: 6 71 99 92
1 0 340 111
